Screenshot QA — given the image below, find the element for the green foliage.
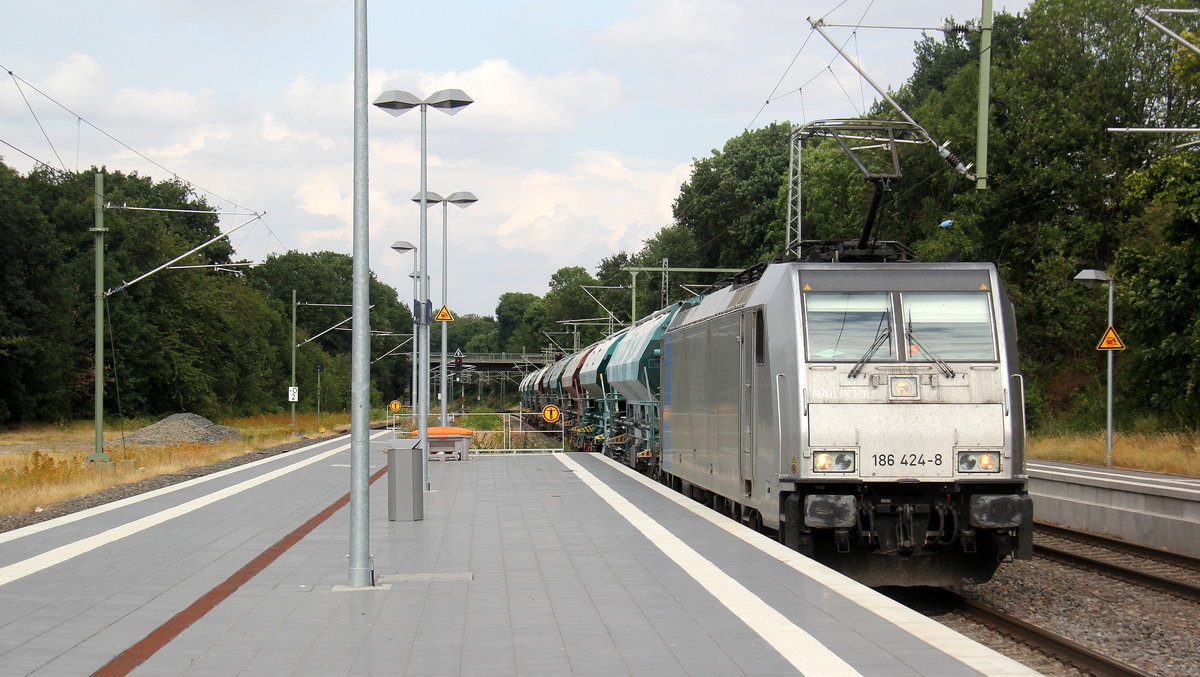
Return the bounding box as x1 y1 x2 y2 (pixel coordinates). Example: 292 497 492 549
0 164 75 422
673 122 792 267
496 292 540 352
0 164 413 424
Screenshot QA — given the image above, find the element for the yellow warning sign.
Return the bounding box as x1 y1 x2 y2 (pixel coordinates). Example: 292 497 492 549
388 399 403 413
541 404 561 424
434 305 454 322
1096 325 1126 351
980 284 989 290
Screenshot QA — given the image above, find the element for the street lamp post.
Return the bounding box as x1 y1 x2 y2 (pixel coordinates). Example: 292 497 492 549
412 191 477 425
373 88 472 490
408 272 420 417
1074 269 1116 465
391 240 418 418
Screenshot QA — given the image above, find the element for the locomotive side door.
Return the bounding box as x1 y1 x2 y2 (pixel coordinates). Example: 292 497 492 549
739 309 756 496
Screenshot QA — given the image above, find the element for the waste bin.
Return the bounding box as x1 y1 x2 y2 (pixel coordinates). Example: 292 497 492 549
410 426 473 461
388 437 423 521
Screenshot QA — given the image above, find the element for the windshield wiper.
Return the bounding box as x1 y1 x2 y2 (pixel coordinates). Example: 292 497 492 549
905 322 955 379
849 325 891 378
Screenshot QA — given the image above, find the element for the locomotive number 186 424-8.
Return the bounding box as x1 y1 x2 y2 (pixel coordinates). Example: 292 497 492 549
871 453 944 467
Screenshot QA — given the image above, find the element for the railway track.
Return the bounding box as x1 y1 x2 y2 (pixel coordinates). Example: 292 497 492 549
925 525 1200 675
947 590 1155 676
885 583 1157 676
1034 523 1200 602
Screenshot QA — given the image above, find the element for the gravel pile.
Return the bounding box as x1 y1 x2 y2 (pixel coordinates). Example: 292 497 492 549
951 558 1200 675
112 412 241 446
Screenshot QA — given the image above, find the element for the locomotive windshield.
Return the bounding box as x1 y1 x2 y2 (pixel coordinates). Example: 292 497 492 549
804 291 996 362
804 293 896 361
902 292 996 361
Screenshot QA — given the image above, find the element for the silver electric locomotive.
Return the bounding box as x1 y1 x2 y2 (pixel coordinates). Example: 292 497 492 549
660 260 1032 586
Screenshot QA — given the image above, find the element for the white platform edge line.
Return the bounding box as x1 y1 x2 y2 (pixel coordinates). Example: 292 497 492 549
555 453 861 677
0 432 380 546
1028 468 1200 494
1027 462 1200 487
0 433 386 587
583 452 1040 677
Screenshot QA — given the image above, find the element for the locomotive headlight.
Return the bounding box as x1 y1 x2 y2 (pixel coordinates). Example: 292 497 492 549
814 451 855 472
889 376 919 399
958 451 1001 473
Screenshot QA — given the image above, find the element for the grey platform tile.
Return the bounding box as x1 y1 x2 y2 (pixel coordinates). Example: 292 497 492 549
49 454 995 675
461 665 519 677
1 657 52 677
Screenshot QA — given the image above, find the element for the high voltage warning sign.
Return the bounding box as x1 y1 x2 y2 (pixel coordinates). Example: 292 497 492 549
1096 326 1126 351
434 305 454 322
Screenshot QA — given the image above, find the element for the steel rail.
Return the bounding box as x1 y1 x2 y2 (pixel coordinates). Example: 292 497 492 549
952 593 1156 677
1035 522 1200 571
1034 524 1200 602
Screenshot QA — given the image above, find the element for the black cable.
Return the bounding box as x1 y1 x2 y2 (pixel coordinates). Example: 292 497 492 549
7 69 66 171
104 296 128 458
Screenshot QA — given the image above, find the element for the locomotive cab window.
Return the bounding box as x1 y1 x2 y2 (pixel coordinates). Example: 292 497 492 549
754 309 765 365
902 292 997 361
803 293 896 361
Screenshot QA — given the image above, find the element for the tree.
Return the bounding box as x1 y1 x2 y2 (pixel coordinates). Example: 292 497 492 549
1112 150 1200 426
0 164 74 423
496 292 539 351
673 122 792 268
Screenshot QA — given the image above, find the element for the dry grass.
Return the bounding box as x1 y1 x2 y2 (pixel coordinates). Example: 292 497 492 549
0 412 356 518
1028 431 1200 476
0 418 154 451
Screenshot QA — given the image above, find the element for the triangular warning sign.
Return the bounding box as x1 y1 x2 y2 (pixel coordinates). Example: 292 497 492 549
434 305 454 322
1096 325 1126 351
980 284 989 290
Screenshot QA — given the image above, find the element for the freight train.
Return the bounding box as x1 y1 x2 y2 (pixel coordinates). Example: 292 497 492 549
520 257 1033 587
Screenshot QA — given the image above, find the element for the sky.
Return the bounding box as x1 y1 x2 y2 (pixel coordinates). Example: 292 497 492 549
1 0 1031 318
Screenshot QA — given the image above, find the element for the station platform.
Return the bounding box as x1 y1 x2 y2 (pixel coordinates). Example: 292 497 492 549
1029 459 1200 558
0 433 1037 676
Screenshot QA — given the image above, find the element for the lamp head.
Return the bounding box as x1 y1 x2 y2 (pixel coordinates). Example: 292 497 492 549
1074 269 1113 290
445 191 478 208
372 90 422 116
425 89 473 116
411 191 444 204
391 240 416 254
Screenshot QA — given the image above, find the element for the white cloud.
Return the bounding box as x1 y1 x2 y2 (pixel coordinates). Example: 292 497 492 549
261 111 336 150
489 150 675 258
373 59 620 138
42 54 108 111
600 0 745 50
107 87 214 127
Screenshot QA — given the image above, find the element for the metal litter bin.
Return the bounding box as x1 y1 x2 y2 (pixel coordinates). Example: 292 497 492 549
411 426 473 461
387 437 423 521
